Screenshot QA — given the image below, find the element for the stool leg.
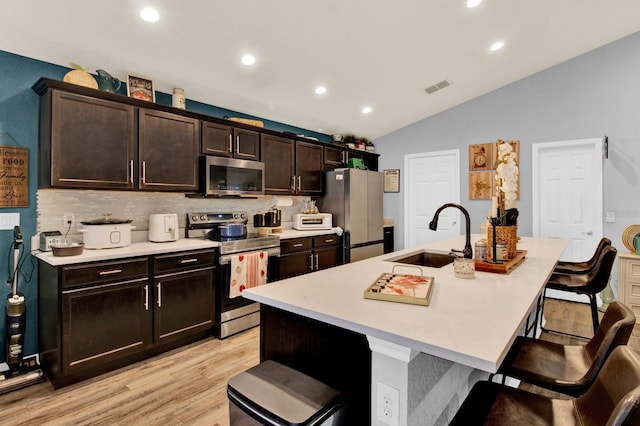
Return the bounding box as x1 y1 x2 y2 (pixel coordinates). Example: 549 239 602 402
589 294 600 333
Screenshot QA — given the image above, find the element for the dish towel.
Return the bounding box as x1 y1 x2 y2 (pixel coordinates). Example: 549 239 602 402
229 251 268 299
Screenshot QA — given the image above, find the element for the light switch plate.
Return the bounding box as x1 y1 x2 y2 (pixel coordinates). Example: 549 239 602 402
606 211 615 223
0 213 19 230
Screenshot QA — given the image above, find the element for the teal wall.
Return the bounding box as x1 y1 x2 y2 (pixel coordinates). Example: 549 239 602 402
0 49 330 362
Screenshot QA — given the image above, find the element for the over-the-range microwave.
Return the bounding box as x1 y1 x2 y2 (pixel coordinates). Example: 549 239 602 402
201 156 265 197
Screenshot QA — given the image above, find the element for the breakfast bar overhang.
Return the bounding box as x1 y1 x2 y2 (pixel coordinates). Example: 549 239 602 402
243 235 568 425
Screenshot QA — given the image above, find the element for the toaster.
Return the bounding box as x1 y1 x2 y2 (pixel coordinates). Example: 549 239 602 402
149 214 179 242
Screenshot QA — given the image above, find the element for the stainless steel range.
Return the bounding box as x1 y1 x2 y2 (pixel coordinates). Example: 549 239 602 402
186 211 280 338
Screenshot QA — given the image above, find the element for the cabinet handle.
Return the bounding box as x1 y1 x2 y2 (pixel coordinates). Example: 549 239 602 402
142 161 146 184
297 176 301 192
309 253 314 271
291 176 296 191
235 135 240 155
314 253 319 270
293 243 303 248
144 284 149 311
129 160 134 184
229 134 233 153
156 283 162 308
98 269 122 276
180 258 198 264
325 238 334 243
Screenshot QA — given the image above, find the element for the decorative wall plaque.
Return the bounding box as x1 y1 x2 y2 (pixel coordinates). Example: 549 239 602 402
0 145 28 207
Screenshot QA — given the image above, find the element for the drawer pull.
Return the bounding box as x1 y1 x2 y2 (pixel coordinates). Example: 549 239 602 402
293 243 304 248
324 239 334 243
314 253 319 270
98 269 122 276
180 258 199 264
144 284 149 311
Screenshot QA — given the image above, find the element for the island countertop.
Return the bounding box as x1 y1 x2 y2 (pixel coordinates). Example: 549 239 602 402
243 234 567 373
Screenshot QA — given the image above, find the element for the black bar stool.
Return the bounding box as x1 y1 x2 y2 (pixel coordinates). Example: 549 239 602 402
542 245 617 337
496 301 635 396
450 346 640 425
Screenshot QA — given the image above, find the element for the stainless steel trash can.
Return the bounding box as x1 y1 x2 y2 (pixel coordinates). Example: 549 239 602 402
227 360 344 425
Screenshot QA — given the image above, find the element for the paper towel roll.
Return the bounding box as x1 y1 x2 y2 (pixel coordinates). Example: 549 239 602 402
271 196 293 207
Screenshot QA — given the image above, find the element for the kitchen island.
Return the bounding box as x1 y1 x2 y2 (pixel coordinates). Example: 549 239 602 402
243 235 567 425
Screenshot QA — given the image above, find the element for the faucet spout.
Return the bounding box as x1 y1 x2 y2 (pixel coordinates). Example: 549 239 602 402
429 203 473 259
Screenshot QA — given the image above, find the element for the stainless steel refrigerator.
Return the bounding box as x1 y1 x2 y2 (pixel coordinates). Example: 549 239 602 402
317 168 384 262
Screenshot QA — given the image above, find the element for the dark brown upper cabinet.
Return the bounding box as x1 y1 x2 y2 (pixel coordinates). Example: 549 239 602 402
38 90 137 189
261 135 322 195
138 109 200 191
201 121 260 161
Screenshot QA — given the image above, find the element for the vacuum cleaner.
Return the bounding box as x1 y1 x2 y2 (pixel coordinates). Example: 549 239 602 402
0 226 43 394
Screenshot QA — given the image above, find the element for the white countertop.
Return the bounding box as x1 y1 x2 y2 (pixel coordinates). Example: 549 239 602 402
243 234 567 373
34 228 341 266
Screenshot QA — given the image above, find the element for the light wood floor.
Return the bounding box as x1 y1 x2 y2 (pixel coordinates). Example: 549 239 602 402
1 299 638 425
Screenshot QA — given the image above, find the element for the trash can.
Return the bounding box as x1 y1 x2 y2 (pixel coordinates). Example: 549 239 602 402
227 360 344 425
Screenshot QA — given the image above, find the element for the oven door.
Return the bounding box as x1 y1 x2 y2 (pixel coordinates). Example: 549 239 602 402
216 247 280 338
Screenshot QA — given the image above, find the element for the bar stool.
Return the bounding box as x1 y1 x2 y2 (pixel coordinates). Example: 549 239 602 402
553 237 611 274
450 345 640 426
496 301 635 397
542 245 617 337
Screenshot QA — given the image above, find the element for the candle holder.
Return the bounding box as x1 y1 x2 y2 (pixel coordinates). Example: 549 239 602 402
490 217 503 264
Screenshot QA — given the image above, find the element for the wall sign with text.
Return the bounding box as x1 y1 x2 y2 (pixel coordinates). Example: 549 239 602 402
384 169 400 193
0 145 29 207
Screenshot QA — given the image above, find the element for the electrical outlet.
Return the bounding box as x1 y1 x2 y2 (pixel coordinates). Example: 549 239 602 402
376 382 399 426
63 213 75 228
605 211 615 223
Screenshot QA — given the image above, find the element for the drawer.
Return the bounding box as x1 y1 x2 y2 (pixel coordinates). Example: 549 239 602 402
281 237 312 254
154 250 216 274
62 257 149 289
628 261 640 278
313 234 340 248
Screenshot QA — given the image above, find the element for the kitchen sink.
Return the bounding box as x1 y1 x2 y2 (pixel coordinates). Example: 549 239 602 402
387 250 456 268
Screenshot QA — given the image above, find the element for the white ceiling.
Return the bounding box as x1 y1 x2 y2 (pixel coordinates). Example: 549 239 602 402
2 1 640 140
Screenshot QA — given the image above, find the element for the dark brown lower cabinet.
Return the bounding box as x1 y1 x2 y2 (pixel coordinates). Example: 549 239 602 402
61 278 152 374
39 249 216 388
279 234 342 280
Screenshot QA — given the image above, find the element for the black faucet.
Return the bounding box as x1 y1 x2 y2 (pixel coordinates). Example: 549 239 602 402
428 203 473 259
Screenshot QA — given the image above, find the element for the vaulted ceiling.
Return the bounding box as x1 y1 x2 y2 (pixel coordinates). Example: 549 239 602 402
2 1 640 140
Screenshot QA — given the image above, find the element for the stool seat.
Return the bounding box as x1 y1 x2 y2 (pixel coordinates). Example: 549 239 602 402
451 346 640 426
498 301 635 396
544 245 617 335
553 238 611 275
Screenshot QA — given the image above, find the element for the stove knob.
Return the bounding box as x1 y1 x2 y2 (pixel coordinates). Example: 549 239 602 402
191 215 199 222
240 213 246 219
200 214 207 221
233 213 239 219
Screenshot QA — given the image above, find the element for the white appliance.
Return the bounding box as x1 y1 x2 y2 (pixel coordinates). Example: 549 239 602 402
149 214 179 242
293 213 332 230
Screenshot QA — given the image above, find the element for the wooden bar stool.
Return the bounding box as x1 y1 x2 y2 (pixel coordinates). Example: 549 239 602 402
450 345 640 426
497 301 635 396
542 245 617 337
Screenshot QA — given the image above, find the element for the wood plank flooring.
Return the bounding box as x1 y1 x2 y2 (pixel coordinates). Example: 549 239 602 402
1 299 638 425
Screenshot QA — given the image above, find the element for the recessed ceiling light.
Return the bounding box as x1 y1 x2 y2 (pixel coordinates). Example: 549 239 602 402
140 7 160 22
362 106 372 114
466 0 482 8
315 86 327 95
490 41 505 52
241 54 256 66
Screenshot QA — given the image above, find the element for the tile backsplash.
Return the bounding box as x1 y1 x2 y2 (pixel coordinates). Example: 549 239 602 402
37 189 309 240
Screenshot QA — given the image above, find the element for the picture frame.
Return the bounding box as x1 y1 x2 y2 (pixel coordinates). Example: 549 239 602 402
383 169 400 193
126 74 155 102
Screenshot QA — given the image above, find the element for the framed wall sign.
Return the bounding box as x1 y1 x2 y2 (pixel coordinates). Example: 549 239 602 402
384 169 400 193
0 145 29 207
126 74 155 102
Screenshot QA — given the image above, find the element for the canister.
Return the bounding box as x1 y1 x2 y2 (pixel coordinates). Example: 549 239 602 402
493 243 507 261
172 88 186 109
475 240 487 261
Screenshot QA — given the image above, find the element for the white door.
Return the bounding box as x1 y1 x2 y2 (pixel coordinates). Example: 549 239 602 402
532 138 603 302
404 150 460 249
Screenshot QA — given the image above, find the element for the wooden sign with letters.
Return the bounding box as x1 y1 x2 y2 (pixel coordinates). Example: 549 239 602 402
0 145 28 207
